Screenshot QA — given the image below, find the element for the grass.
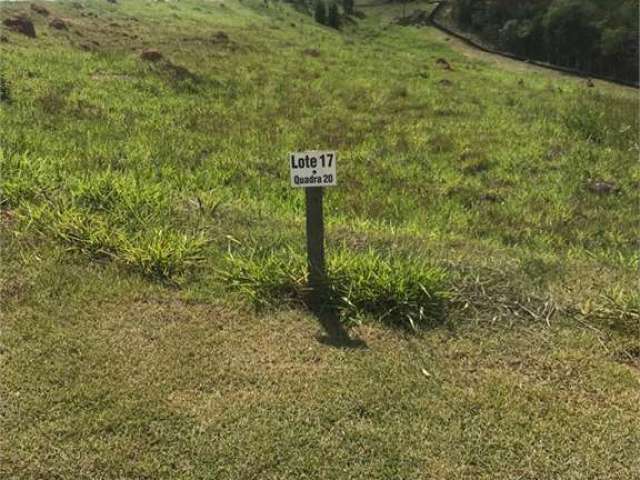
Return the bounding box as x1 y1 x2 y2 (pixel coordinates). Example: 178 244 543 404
2 247 639 479
222 248 448 328
1 0 639 478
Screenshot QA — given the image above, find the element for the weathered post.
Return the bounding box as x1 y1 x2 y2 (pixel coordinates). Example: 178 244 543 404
289 151 337 304
305 186 325 301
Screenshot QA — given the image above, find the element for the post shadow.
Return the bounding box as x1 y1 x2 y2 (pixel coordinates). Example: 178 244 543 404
305 186 366 349
308 290 367 350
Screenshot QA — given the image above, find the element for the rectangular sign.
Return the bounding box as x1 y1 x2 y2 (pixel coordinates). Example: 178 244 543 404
289 151 337 188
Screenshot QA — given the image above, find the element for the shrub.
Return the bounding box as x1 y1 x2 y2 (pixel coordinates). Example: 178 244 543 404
314 0 327 25
342 0 354 16
327 3 340 29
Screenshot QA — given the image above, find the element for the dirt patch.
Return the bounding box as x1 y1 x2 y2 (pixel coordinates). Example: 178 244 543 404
3 15 36 38
303 48 321 57
302 48 321 57
436 57 452 70
30 3 50 16
178 31 241 51
140 48 163 62
479 192 503 203
462 159 489 175
164 62 198 82
139 52 200 87
49 18 68 31
587 180 620 195
0 209 15 224
79 42 99 52
212 31 229 43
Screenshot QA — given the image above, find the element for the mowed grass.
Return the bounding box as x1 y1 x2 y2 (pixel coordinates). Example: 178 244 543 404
1 0 639 478
2 246 639 479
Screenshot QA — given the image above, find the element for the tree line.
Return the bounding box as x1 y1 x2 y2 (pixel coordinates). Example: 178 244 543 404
314 0 354 29
451 0 639 84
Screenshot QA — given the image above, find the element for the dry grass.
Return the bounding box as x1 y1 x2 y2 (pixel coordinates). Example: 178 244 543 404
1 244 639 478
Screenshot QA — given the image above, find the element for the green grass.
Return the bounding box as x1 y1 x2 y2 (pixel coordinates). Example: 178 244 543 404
1 0 639 478
222 247 448 328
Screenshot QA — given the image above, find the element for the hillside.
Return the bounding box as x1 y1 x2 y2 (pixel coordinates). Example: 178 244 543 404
1 1 639 478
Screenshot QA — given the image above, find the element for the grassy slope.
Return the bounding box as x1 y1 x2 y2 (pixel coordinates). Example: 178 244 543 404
1 0 639 478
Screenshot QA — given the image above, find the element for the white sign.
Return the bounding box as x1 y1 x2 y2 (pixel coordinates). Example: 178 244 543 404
289 151 337 188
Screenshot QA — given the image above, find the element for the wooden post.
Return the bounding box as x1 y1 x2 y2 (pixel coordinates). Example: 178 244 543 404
305 186 325 302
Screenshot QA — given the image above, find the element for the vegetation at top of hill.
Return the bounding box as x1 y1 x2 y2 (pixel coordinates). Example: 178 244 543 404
450 0 639 84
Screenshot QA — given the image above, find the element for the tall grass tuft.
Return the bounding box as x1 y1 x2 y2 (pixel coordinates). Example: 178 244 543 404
46 207 208 282
222 248 307 308
51 208 122 260
578 287 640 337
222 248 449 330
328 250 448 329
562 91 638 147
0 72 11 104
120 229 209 282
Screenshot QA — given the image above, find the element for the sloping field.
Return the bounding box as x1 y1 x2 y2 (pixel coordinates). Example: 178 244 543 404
1 1 639 478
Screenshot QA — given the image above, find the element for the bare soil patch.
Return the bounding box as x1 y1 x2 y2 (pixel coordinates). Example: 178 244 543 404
3 15 36 38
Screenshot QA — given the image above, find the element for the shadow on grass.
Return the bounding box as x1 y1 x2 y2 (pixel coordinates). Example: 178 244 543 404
307 291 368 350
